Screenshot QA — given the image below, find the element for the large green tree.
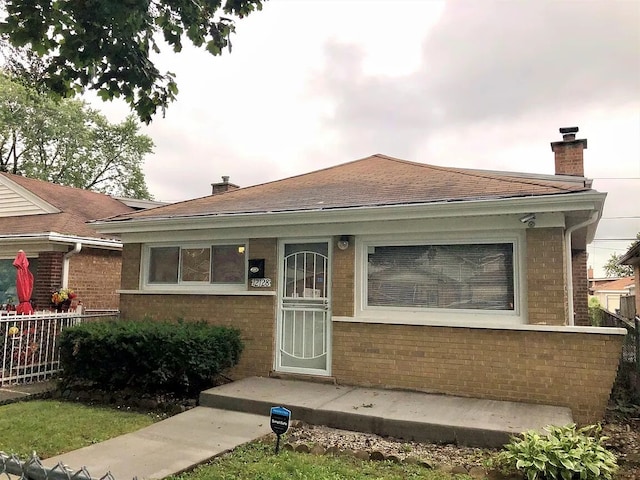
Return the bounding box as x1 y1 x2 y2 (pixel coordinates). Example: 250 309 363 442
0 0 264 123
0 72 153 199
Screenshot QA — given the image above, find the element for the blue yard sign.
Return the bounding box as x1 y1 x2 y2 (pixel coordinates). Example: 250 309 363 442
270 406 291 453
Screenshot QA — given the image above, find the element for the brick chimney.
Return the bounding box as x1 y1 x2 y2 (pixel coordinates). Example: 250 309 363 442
211 176 239 195
550 126 587 176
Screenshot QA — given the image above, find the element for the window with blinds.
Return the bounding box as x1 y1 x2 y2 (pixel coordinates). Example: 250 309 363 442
367 243 514 311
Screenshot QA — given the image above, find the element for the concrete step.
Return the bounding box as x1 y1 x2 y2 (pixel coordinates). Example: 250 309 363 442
199 376 574 448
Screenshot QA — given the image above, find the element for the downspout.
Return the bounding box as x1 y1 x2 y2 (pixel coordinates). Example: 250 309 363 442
62 242 82 289
564 212 599 325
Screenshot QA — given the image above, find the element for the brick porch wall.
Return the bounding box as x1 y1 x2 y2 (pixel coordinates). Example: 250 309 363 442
526 228 567 325
33 251 63 310
332 322 622 424
332 235 355 317
68 248 122 310
120 293 275 379
572 249 589 326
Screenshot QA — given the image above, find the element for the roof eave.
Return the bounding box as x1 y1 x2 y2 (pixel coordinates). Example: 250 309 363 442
92 191 607 235
0 233 122 250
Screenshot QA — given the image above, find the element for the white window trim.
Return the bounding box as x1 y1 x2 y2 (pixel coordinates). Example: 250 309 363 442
141 241 248 292
353 231 526 327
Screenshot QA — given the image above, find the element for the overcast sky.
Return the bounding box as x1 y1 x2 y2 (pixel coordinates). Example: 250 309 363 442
90 0 640 276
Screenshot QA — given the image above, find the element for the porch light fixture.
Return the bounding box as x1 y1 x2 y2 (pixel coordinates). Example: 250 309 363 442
337 236 350 250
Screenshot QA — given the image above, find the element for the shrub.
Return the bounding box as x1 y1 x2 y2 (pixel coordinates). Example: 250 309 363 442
588 297 604 326
495 424 617 480
59 320 243 396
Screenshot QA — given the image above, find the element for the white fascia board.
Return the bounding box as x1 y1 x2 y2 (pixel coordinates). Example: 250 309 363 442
0 175 59 214
0 233 122 250
92 191 607 236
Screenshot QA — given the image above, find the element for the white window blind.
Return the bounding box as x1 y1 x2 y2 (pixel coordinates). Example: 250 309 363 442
367 243 514 311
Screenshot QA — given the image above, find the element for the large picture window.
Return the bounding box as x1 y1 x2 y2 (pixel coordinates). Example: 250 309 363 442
147 244 246 285
367 243 514 311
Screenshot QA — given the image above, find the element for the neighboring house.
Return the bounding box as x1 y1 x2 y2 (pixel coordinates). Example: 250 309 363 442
0 173 160 310
589 276 635 314
619 242 640 318
94 127 625 424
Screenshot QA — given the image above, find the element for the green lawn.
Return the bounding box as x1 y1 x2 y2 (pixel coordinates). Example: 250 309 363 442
0 400 156 458
168 442 472 480
0 401 472 479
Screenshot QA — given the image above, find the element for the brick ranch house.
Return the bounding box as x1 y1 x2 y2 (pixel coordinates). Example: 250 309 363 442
0 173 159 311
94 127 625 424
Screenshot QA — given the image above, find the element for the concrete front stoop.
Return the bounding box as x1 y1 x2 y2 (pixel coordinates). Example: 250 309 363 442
200 376 574 449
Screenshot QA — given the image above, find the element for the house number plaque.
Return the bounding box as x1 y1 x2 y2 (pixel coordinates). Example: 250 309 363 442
251 278 271 288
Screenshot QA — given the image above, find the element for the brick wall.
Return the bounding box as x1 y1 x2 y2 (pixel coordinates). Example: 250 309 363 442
526 228 567 325
332 235 355 317
68 248 122 310
33 251 63 309
248 238 277 293
332 321 622 424
120 293 275 379
121 244 142 290
572 249 589 326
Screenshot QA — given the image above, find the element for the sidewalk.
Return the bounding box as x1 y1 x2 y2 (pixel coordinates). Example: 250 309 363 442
44 407 271 479
0 381 55 404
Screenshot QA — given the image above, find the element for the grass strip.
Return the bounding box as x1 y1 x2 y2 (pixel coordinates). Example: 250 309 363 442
168 441 469 480
0 400 155 458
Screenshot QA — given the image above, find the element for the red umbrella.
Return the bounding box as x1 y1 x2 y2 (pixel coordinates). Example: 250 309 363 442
13 250 34 315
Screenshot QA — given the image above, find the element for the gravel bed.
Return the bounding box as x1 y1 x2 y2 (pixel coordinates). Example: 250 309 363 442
285 422 497 469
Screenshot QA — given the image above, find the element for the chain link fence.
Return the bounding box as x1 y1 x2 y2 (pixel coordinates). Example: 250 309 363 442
0 451 127 480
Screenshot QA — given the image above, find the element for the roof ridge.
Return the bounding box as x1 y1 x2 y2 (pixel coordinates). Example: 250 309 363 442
422 163 587 193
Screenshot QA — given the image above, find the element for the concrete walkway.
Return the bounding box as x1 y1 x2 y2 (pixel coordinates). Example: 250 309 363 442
44 407 271 479
5 376 573 479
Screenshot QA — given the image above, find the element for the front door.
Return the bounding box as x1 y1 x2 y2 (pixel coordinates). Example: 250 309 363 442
276 241 331 375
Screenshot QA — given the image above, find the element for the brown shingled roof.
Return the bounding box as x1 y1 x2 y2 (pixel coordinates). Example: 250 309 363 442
0 173 134 238
111 154 591 221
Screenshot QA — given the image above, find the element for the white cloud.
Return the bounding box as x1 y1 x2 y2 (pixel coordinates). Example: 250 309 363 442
87 0 640 276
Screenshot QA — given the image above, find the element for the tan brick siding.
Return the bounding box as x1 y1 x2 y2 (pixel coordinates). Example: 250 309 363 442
121 244 142 290
248 238 277 292
68 248 122 310
572 250 589 326
120 293 275 379
527 228 567 325
332 235 355 317
332 322 622 424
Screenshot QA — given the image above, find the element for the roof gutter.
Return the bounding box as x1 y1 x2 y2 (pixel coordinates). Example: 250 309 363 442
62 242 82 289
0 233 122 250
565 211 599 326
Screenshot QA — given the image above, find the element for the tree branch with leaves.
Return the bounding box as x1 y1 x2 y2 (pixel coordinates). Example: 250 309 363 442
0 0 264 123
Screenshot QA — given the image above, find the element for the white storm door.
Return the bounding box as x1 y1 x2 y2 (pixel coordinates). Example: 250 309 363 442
277 241 331 375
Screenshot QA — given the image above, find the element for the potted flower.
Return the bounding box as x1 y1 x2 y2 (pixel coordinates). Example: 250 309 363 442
51 288 77 312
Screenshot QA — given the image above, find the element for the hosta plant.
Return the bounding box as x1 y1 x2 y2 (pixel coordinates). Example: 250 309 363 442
495 424 617 480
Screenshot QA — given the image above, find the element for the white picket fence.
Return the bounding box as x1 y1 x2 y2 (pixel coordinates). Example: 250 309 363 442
0 311 118 386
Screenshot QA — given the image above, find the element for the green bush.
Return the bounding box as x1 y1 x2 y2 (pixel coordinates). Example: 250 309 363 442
495 424 617 480
588 297 604 326
59 320 243 396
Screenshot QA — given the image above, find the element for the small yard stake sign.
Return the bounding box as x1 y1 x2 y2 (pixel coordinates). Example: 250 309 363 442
270 406 291 454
